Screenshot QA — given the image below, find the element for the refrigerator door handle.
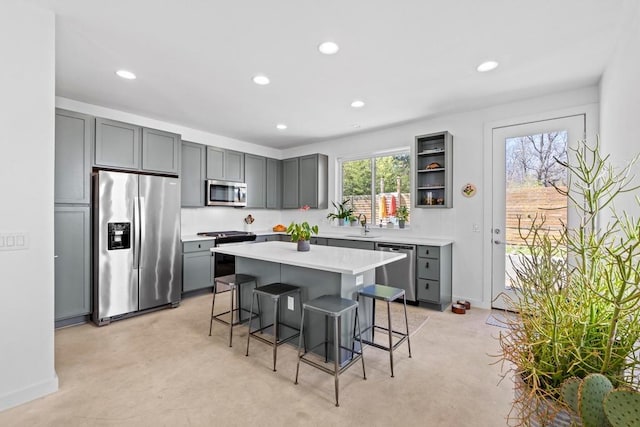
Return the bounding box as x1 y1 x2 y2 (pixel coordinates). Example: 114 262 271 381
138 196 145 269
133 197 140 269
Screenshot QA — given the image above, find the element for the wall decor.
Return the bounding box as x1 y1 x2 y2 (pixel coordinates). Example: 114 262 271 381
461 183 477 198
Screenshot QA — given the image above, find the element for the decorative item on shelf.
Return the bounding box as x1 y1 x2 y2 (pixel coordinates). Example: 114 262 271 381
461 183 477 198
426 162 441 169
495 139 640 426
326 199 353 226
286 221 318 252
396 205 409 229
243 214 255 232
435 197 444 205
423 192 433 205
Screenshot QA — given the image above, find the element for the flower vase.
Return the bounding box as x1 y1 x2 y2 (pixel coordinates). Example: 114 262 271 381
297 240 310 252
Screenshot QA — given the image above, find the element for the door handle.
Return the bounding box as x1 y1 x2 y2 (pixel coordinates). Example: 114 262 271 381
138 196 145 268
494 240 503 245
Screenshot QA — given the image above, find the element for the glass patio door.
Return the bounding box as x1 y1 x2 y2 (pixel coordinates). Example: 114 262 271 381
491 115 584 310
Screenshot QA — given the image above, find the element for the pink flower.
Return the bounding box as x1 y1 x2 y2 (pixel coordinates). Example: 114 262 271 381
299 205 310 211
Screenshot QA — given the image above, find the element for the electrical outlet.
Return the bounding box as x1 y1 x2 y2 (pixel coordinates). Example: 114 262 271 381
287 296 294 311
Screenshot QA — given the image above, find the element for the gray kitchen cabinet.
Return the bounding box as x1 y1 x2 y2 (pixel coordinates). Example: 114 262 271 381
95 118 141 170
282 157 299 208
181 141 206 207
55 109 93 204
182 240 216 292
310 237 327 245
266 158 282 209
54 206 91 321
142 127 180 174
299 153 328 209
206 147 245 182
254 234 282 243
416 244 452 311
244 154 267 208
327 238 374 250
415 131 453 208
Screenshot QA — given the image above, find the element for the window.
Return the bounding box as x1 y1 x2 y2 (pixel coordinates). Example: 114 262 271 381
339 150 411 226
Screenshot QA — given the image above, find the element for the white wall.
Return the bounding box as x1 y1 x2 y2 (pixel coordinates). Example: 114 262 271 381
600 3 640 219
282 87 600 308
0 1 58 411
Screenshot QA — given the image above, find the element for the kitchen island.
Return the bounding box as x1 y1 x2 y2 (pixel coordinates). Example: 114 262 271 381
210 241 406 362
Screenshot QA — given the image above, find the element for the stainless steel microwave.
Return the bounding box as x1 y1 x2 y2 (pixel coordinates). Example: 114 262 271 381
206 180 247 207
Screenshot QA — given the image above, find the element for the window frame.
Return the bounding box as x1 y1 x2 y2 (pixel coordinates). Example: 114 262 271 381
337 147 411 225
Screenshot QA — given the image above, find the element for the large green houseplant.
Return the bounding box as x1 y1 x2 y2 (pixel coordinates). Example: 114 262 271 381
497 140 640 426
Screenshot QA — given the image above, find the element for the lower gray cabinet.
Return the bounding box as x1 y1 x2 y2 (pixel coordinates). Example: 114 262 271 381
326 238 374 250
254 234 282 243
54 206 91 321
416 244 452 311
310 237 327 245
182 240 216 292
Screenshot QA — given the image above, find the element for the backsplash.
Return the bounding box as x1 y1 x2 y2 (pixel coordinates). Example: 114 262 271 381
181 208 284 235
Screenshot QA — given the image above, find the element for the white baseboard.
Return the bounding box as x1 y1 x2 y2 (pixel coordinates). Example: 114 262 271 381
0 374 58 412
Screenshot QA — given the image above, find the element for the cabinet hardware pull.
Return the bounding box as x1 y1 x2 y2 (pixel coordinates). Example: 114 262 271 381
426 261 429 268
425 283 429 289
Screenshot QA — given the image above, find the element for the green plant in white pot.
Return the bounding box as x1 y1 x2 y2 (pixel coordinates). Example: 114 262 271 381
496 139 640 426
326 199 353 226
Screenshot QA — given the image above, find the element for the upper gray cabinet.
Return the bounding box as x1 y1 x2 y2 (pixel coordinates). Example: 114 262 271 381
282 157 300 209
181 141 206 207
206 147 244 182
244 154 267 208
55 109 93 204
266 158 282 209
95 118 140 170
299 153 328 209
95 118 180 175
142 127 180 174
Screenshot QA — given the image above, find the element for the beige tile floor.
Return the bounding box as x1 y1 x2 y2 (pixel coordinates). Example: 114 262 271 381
0 293 514 426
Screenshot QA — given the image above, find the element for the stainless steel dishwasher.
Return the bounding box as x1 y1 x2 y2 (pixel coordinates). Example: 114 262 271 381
374 243 416 301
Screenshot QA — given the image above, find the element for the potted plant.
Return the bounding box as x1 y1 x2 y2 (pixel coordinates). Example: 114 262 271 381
326 199 353 226
497 140 640 426
396 205 409 229
286 221 319 252
349 214 360 227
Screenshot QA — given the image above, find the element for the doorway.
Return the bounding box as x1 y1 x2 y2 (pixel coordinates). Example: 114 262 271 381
491 115 585 310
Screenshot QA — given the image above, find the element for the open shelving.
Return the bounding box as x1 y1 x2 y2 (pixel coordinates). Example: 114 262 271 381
415 131 452 208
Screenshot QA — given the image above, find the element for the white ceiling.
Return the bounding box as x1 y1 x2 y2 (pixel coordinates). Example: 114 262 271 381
32 0 631 148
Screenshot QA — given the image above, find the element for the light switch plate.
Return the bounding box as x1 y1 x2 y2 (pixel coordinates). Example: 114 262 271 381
0 232 29 251
356 274 364 285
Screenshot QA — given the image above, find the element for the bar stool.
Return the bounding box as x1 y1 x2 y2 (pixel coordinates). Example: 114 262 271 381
245 283 302 372
295 295 366 407
209 273 258 347
357 284 412 377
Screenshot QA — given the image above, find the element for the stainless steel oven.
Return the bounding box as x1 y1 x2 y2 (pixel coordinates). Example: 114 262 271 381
206 180 247 207
197 231 256 277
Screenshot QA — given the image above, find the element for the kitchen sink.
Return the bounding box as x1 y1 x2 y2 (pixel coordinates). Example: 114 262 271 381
344 234 380 239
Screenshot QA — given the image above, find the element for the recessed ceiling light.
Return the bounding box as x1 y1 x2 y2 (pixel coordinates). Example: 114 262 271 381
318 41 339 55
351 100 365 108
252 75 270 85
276 124 287 130
476 61 499 72
116 69 136 80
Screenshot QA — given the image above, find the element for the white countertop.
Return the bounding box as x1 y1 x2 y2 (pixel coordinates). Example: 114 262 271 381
210 241 406 275
183 230 453 246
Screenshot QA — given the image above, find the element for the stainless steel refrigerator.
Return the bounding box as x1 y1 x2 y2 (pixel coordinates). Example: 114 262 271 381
93 170 181 325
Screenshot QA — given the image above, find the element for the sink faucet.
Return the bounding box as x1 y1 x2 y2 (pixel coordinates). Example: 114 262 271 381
359 214 370 235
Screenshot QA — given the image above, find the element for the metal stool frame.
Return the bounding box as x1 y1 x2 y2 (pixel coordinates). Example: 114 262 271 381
245 283 302 372
294 295 366 407
356 284 412 377
208 273 260 347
